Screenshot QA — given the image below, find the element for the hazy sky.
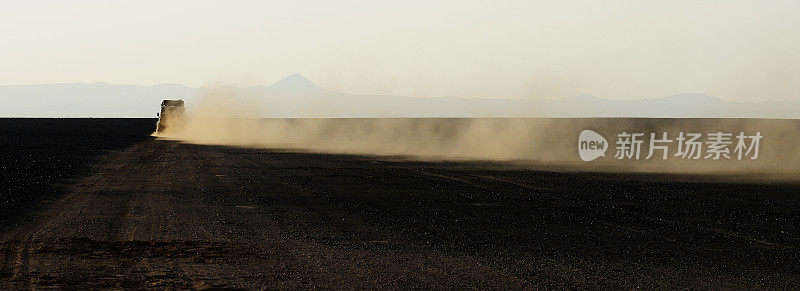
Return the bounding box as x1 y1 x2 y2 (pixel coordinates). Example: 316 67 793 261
2 0 799 101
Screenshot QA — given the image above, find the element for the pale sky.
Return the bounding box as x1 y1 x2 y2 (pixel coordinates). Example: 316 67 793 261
2 0 799 101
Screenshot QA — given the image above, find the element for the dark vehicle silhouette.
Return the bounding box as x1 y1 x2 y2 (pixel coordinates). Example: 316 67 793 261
155 99 185 134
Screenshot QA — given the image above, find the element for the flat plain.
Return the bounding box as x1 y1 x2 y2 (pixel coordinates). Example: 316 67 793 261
0 118 798 289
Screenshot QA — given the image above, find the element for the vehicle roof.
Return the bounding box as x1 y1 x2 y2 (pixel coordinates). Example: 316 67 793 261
161 99 184 107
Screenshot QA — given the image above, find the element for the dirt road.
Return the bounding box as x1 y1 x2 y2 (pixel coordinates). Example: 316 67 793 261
1 138 798 288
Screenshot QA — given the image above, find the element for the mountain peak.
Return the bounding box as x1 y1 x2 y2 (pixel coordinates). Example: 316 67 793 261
270 73 323 92
656 93 721 103
563 93 599 102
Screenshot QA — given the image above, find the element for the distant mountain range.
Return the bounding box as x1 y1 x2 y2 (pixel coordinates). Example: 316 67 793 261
1 73 798 118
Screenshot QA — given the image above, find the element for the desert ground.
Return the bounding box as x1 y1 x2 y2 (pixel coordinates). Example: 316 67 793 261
0 118 798 289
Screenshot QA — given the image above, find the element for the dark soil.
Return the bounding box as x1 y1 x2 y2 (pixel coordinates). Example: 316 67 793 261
0 118 156 221
0 118 798 289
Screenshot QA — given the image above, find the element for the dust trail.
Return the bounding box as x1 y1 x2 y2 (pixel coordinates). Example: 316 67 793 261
159 91 559 160
155 91 800 180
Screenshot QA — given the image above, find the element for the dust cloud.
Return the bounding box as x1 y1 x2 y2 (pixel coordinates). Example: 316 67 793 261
157 90 561 161
155 90 800 181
